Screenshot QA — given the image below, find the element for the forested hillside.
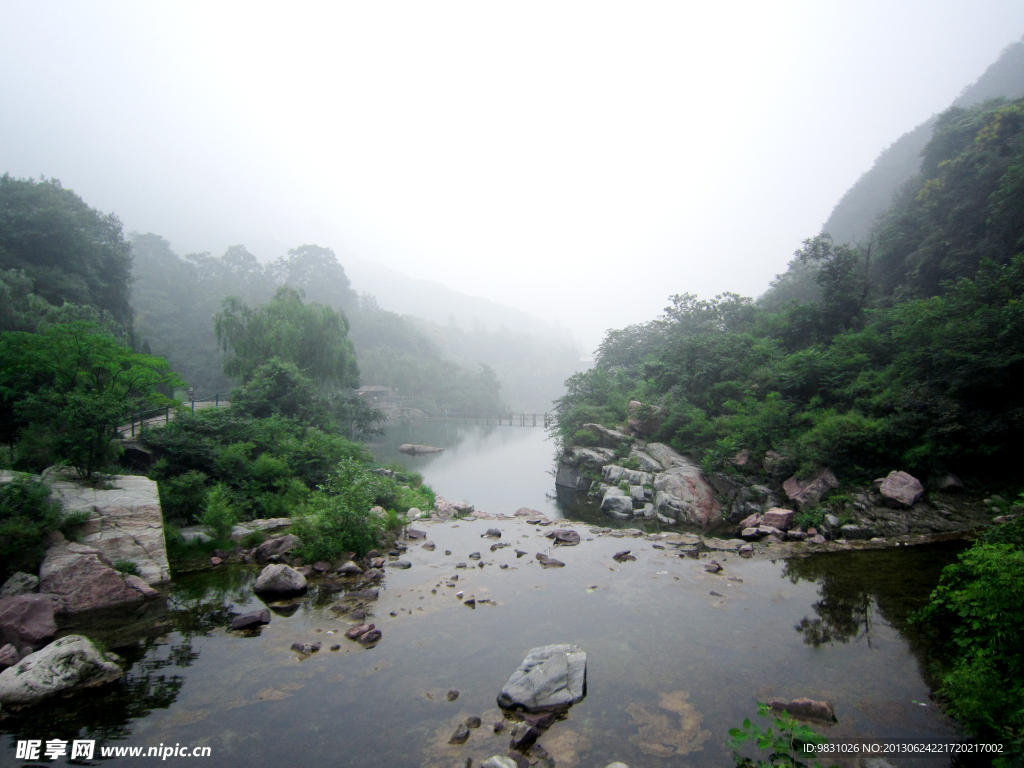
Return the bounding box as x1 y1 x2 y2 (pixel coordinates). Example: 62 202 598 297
763 40 1024 308
555 97 1024 485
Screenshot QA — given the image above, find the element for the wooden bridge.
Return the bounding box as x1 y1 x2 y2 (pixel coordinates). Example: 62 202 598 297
426 413 552 428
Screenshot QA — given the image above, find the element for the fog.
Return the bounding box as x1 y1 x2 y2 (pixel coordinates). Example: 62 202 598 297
1 1 1021 350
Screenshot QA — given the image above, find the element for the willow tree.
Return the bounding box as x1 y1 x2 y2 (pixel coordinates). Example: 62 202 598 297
215 286 359 390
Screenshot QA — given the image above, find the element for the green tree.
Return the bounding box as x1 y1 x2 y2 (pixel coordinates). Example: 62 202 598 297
0 321 182 477
215 287 359 389
0 176 134 332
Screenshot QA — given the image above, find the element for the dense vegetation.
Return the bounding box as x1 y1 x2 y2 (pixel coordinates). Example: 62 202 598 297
555 97 1024 485
914 514 1024 763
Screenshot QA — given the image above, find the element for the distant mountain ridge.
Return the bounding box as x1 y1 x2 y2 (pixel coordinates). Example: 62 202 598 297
822 40 1024 246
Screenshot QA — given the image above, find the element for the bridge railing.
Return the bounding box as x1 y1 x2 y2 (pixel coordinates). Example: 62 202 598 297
422 413 552 427
120 393 231 439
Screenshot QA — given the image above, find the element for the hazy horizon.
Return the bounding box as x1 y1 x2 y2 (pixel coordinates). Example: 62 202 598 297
2 1 1022 350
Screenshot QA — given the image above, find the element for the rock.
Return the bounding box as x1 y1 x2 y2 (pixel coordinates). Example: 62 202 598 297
580 423 632 448
783 469 839 510
312 561 330 573
398 444 444 454
210 557 223 566
447 688 460 701
254 564 307 595
0 635 122 705
603 764 631 768
839 524 875 540
739 543 754 556
448 723 471 744
786 530 808 542
407 528 426 540
612 551 636 562
344 623 374 640
757 525 786 538
485 528 502 538
510 724 540 750
45 474 170 584
514 508 542 517
39 542 156 614
602 465 653 486
627 400 663 436
0 594 56 649
767 697 836 723
730 448 755 468
0 643 18 670
703 538 745 552
764 534 783 544
704 561 722 574
741 527 761 540
601 489 635 519
254 534 303 561
536 554 565 568
433 496 460 520
421 541 436 551
482 758 517 768
392 560 412 569
230 608 271 630
498 644 586 713
880 471 925 507
547 529 580 546
178 527 213 544
363 568 384 581
358 629 382 645
337 560 363 576
646 444 719 526
629 449 663 473
932 473 964 493
760 508 795 531
809 535 827 545
763 450 784 474
0 572 39 599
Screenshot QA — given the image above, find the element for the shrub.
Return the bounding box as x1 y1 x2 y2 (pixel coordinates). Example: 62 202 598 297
728 702 833 768
200 484 237 541
913 542 1024 761
157 470 208 524
114 559 141 576
291 491 383 561
0 475 63 582
241 530 267 548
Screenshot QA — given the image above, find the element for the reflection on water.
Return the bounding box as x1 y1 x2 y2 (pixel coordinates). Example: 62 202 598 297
0 527 968 767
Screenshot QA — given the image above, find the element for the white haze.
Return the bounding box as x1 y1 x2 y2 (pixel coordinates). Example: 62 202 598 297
1 1 1022 350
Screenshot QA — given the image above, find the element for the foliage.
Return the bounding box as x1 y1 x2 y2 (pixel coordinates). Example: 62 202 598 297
230 358 334 428
727 702 834 768
156 470 208 524
215 286 359 389
0 176 134 333
913 540 1024 759
0 475 64 582
0 321 182 477
114 559 141 577
199 484 238 541
554 98 1024 483
143 408 372 521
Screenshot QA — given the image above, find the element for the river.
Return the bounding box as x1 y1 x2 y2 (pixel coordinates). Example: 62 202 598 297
0 421 969 767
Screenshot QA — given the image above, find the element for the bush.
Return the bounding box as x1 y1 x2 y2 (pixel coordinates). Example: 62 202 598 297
200 484 237 541
0 475 64 582
157 470 208 524
114 559 141 576
292 491 383 561
914 542 1024 761
728 702 833 768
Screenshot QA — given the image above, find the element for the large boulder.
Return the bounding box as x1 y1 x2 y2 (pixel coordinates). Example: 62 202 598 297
879 471 924 507
497 644 587 713
0 572 39 599
760 508 795 531
627 400 663 436
0 635 123 705
48 474 170 584
601 489 635 519
0 594 56 650
253 533 303 561
432 496 459 520
602 465 652 486
254 564 307 595
580 423 632 449
555 464 592 491
628 449 663 473
647 444 719 527
783 469 839 510
39 542 158 614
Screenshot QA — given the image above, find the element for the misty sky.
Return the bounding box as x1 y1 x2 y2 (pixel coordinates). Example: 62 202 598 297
2 1 1022 350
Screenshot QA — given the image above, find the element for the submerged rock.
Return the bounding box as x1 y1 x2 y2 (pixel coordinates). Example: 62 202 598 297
767 697 836 723
230 608 271 630
536 554 565 568
398 444 444 454
0 635 122 705
497 643 587 712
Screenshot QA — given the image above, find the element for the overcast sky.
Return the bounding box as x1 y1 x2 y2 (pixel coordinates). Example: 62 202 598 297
2 1 1022 349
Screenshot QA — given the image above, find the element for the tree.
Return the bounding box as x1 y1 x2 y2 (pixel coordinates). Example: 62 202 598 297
0 321 182 477
215 286 359 389
270 244 358 312
0 176 134 332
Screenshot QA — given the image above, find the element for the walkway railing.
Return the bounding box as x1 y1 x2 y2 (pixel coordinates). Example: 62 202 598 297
425 413 552 427
119 393 231 439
